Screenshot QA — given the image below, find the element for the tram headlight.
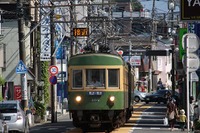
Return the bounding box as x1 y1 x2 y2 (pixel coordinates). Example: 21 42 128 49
75 95 82 103
109 96 115 102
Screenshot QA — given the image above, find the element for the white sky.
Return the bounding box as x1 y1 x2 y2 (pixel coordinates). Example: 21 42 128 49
140 0 180 14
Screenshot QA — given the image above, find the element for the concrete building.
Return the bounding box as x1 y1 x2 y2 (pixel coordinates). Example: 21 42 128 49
0 2 33 101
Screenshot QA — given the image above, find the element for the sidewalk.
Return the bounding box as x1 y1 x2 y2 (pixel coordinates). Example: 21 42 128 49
31 112 69 127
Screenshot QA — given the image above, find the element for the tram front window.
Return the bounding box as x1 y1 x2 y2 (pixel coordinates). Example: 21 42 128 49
86 69 105 87
108 69 119 87
73 70 83 88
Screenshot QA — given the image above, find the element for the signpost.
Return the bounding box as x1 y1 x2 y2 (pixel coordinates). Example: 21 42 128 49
15 60 28 109
182 33 200 132
16 60 28 74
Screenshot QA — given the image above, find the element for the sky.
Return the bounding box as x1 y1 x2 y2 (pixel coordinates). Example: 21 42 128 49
139 0 180 14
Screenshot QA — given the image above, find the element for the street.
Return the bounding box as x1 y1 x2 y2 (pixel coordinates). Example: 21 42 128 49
30 102 190 133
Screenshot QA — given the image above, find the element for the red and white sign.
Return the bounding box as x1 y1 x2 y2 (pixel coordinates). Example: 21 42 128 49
130 56 141 66
49 65 58 75
14 85 22 101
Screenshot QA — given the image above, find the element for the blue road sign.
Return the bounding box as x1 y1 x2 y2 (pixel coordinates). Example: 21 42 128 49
16 60 27 74
49 76 57 85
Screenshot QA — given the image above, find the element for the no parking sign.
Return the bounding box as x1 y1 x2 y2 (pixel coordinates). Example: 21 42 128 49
49 76 57 85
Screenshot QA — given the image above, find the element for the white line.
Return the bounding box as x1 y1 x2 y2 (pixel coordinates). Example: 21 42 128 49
150 128 161 129
132 127 142 129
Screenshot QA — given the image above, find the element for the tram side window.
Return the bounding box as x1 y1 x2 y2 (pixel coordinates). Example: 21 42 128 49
108 69 119 87
73 70 83 88
86 69 105 87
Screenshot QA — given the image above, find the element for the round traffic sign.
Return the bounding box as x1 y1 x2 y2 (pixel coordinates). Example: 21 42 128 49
49 76 57 85
182 53 200 72
182 33 200 52
49 65 58 75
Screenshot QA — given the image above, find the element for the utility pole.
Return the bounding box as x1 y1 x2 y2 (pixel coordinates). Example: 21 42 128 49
33 1 38 101
168 0 175 95
171 8 175 96
70 1 74 56
50 6 57 123
17 0 28 110
149 0 156 92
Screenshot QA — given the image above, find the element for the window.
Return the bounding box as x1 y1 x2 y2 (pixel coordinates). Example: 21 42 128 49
72 70 83 88
86 69 105 87
108 69 119 87
0 103 17 113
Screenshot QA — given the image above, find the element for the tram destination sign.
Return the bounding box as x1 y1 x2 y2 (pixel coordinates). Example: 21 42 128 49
181 0 200 20
73 28 89 37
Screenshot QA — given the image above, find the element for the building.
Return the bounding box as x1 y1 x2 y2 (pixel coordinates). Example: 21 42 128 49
0 2 33 101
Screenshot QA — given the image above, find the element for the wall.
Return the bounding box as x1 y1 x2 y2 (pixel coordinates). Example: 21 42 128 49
1 19 31 99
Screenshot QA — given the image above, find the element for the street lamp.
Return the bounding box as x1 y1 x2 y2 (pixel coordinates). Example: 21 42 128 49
170 44 175 95
168 0 176 95
168 0 175 36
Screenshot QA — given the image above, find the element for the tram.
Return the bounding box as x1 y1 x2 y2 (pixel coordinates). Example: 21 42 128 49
67 52 134 131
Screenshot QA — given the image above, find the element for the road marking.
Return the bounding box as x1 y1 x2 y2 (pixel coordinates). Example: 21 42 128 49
150 128 161 129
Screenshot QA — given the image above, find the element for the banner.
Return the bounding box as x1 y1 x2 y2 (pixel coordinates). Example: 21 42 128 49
40 0 51 61
14 85 22 101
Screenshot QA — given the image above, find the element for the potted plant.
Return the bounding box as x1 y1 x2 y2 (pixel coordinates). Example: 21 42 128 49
194 119 200 133
34 101 45 123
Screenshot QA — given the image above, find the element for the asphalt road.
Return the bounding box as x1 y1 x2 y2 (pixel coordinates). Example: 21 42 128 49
30 103 192 133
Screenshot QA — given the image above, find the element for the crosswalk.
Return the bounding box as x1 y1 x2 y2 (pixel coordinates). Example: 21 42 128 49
130 102 181 130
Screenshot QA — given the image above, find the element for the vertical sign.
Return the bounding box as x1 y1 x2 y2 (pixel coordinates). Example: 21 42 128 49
40 0 51 61
14 85 22 101
180 0 200 20
179 28 187 60
54 1 65 60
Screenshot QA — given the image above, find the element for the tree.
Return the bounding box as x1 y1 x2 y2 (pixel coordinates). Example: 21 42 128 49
131 0 143 11
0 76 5 101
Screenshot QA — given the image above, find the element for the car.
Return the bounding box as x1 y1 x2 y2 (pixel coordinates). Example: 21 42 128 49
0 100 30 133
144 89 179 104
132 90 147 103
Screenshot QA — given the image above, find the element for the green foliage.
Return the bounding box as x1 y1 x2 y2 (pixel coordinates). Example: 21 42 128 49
41 61 50 105
34 101 45 119
0 76 5 101
195 120 200 130
131 0 143 11
0 76 5 86
0 95 3 101
110 0 143 11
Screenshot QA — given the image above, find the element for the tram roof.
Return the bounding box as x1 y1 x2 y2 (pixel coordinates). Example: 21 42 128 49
68 53 125 66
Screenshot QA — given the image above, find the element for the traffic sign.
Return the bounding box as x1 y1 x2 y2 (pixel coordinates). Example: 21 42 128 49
182 33 200 52
182 33 200 72
182 53 200 72
16 60 27 74
191 72 199 82
49 76 57 85
49 65 58 75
